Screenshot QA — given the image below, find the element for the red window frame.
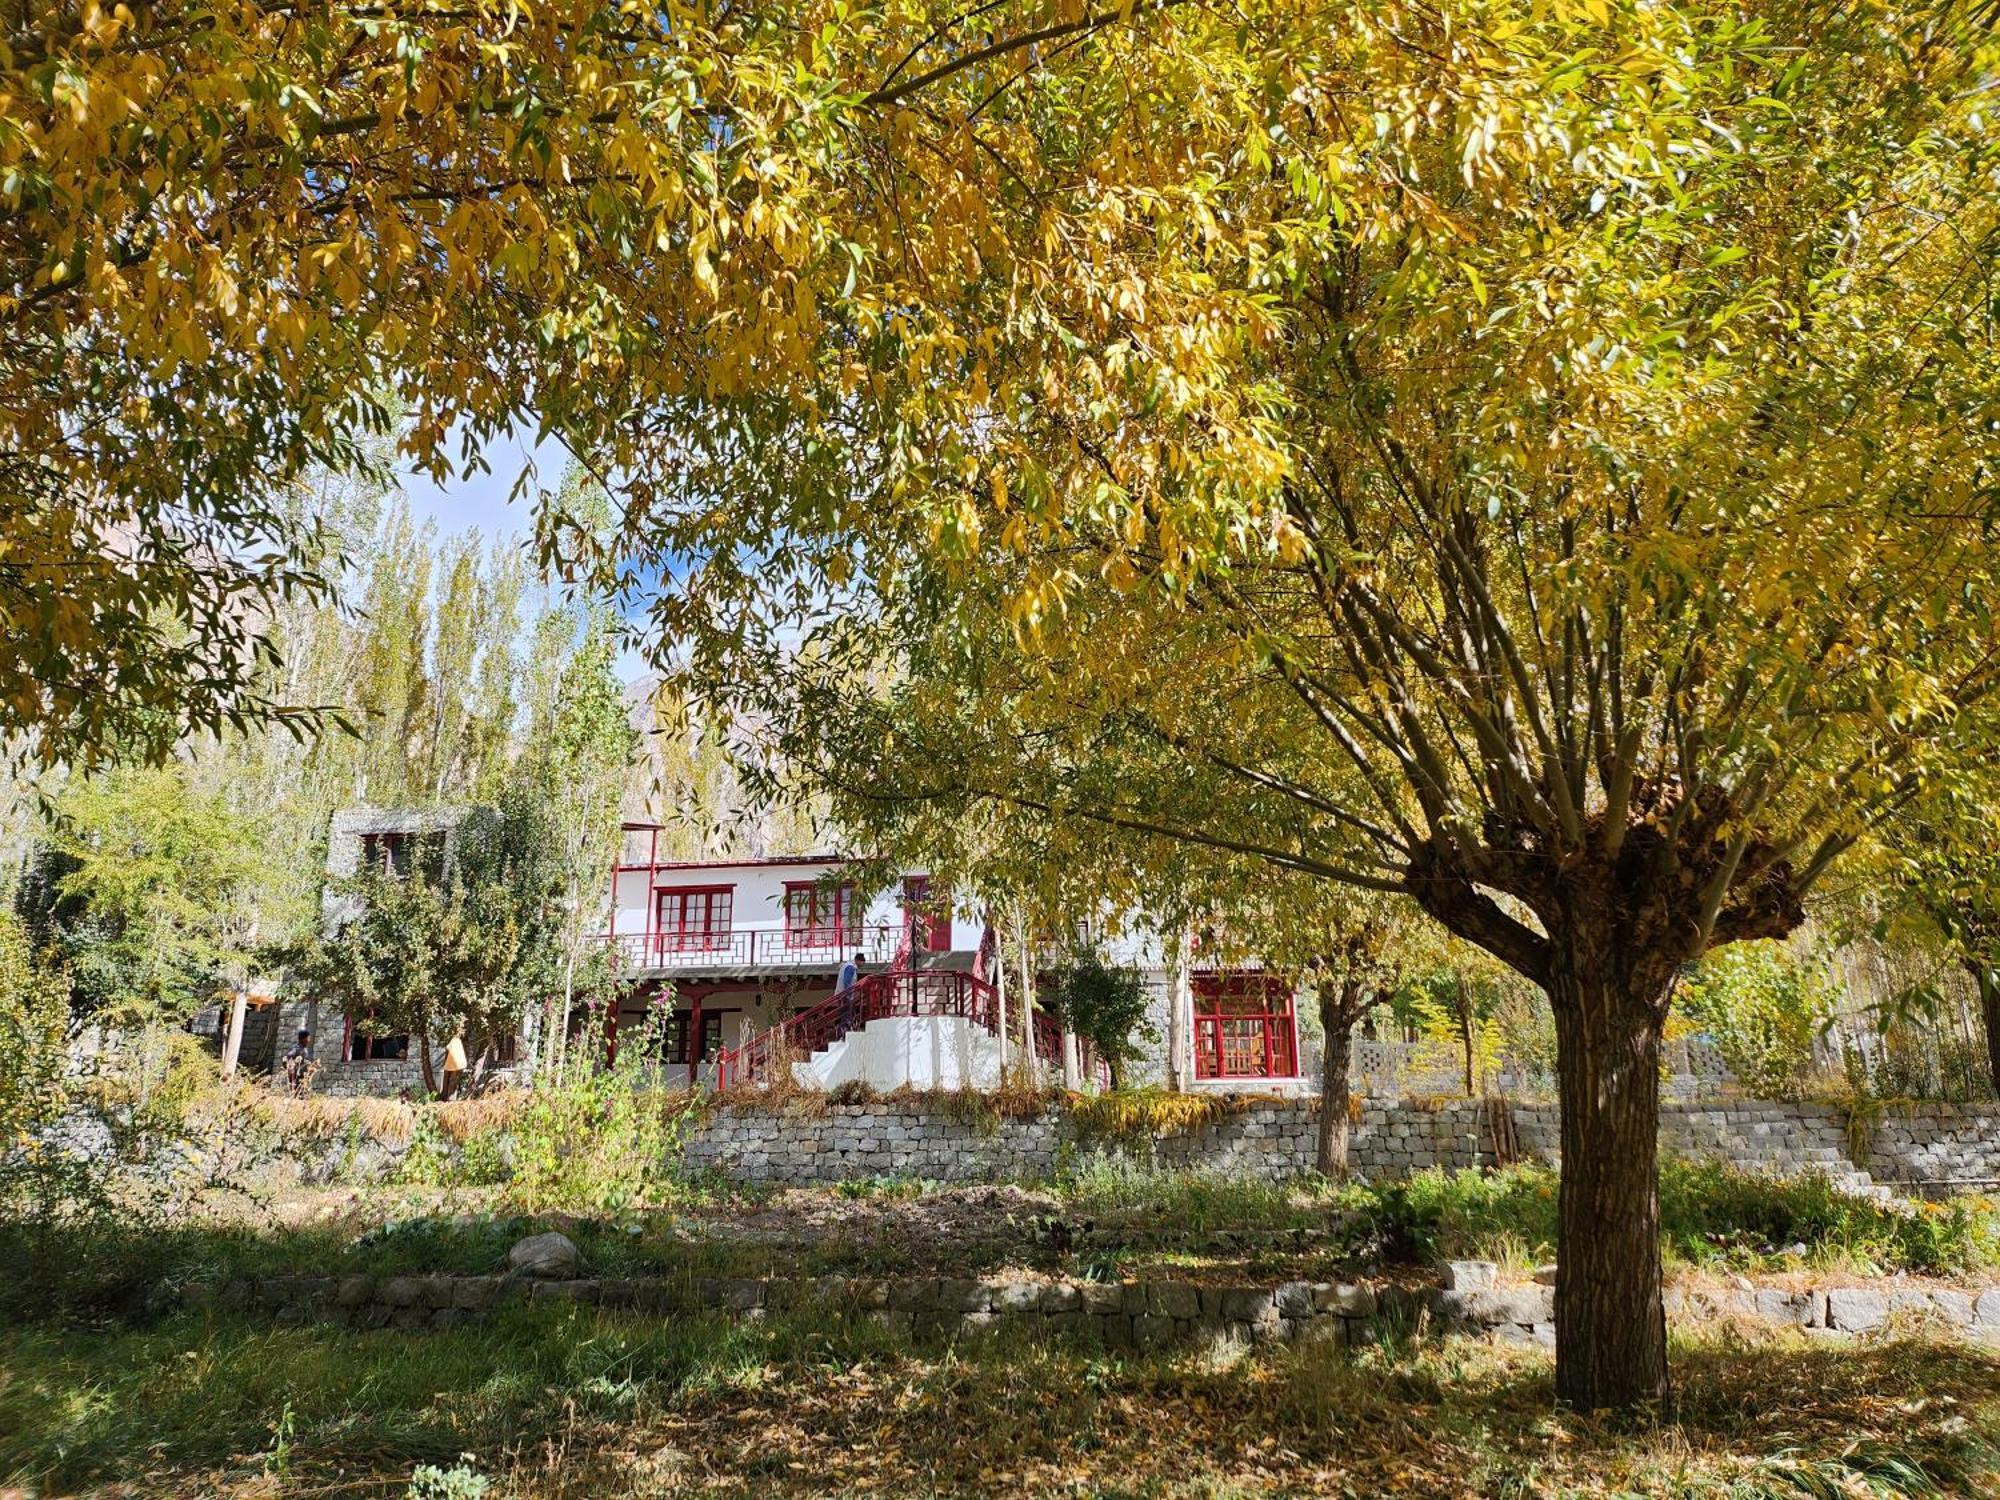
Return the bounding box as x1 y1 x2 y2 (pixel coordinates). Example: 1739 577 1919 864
784 880 856 948
902 876 950 953
655 884 734 953
1191 972 1298 1080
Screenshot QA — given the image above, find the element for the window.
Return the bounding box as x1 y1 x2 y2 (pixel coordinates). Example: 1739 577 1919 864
359 831 411 875
902 876 950 953
358 829 441 878
784 881 856 948
660 1010 726 1066
346 1009 410 1062
1191 972 1298 1080
656 885 733 953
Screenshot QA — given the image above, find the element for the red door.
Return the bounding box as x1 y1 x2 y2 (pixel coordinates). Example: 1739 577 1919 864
902 877 950 953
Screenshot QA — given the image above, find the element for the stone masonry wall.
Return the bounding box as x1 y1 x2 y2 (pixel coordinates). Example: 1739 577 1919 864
171 1267 2000 1347
682 1098 2000 1192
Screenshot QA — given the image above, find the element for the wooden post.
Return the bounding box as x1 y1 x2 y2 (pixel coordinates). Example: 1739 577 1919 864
220 986 248 1079
994 929 1010 1084
1166 937 1190 1091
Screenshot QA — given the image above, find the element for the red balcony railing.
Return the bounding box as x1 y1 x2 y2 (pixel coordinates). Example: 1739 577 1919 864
716 968 999 1089
598 922 902 972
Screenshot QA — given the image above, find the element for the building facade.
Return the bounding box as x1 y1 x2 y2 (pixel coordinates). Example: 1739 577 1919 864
288 811 1307 1097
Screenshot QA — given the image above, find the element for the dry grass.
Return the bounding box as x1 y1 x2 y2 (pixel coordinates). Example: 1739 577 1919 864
7 1302 1993 1498
253 1091 420 1143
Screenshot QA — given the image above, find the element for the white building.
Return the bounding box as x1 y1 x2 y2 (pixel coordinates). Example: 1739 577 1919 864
292 810 1308 1097
602 823 1309 1096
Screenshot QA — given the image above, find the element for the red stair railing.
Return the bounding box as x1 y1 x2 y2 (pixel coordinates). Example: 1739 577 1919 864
715 968 1000 1090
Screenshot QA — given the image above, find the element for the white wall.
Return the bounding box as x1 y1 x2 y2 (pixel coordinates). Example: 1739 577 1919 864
606 854 983 950
795 1015 1005 1091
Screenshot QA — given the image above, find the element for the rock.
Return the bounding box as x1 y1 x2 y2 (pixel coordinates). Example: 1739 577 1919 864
1975 1288 2000 1329
1219 1287 1278 1324
1531 1264 1558 1287
1274 1281 1317 1319
1825 1288 1888 1333
1444 1260 1497 1292
508 1231 581 1279
1928 1290 1975 1327
1313 1283 1376 1317
1753 1289 1815 1325
1145 1282 1201 1320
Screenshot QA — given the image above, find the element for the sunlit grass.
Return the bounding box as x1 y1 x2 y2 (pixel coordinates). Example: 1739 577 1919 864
2 1303 1994 1496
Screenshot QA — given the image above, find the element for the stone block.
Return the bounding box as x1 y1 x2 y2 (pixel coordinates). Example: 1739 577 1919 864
1078 1283 1127 1315
1039 1284 1082 1314
1928 1289 1975 1327
1132 1314 1177 1346
335 1275 375 1309
1459 1286 1555 1326
1825 1288 1888 1333
939 1278 991 1313
1313 1283 1376 1317
419 1276 456 1309
1146 1282 1201 1320
1219 1287 1278 1324
379 1276 423 1308
991 1281 1042 1314
1274 1281 1316 1319
1753 1289 1814 1325
1975 1289 2000 1329
1444 1261 1497 1292
716 1278 765 1311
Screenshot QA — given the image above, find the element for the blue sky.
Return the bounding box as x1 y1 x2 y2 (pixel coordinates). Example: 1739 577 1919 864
394 427 566 544
394 427 656 681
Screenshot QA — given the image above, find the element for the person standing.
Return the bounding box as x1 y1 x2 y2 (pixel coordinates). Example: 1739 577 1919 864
440 1031 468 1100
283 1029 314 1094
836 951 863 1035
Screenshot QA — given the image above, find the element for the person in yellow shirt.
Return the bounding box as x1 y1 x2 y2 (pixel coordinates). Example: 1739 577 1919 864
440 1032 468 1100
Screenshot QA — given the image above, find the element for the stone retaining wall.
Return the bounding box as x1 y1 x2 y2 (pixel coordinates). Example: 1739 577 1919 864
681 1098 2000 1192
172 1268 2000 1349
287 1095 2000 1195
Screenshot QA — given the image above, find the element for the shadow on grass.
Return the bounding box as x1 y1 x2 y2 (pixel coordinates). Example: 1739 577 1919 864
2 1301 1995 1497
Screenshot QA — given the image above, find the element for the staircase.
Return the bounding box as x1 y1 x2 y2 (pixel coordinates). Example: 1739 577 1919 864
715 968 1080 1090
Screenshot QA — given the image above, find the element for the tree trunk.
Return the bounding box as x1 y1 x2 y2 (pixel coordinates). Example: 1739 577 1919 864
419 1033 438 1096
1976 963 2000 1098
1316 996 1354 1178
1548 941 1671 1412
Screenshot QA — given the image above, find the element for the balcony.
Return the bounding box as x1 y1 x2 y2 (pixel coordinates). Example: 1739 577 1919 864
599 922 904 974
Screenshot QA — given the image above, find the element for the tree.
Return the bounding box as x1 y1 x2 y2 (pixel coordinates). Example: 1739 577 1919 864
625 4 2000 1410
1044 940 1152 1089
22 763 262 1029
286 841 522 1095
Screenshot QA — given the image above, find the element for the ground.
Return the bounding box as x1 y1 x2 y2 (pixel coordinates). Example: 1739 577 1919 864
3 1301 1997 1496
5 1167 1999 1496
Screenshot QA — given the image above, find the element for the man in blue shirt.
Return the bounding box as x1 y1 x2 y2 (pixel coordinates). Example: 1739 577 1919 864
836 951 863 1034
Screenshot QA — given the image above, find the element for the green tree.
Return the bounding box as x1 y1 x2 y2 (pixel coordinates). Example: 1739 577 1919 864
26 763 261 1028
287 844 522 1096
1044 941 1152 1090
634 5 2000 1410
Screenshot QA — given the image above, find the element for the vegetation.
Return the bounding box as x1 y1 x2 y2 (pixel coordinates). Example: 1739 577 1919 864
2 1301 1996 1497
646 1 2000 1409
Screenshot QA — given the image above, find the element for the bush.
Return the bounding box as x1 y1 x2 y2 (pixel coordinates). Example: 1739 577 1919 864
1354 1160 2000 1276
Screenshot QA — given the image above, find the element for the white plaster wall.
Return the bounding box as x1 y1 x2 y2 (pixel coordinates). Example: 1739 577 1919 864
795 1016 1005 1091
607 855 983 949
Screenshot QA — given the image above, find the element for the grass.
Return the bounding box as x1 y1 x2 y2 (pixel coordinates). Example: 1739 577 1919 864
8 1156 1993 1328
2 1301 1995 1496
